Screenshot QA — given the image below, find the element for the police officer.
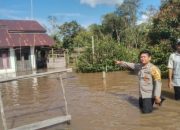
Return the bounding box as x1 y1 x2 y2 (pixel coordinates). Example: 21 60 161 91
168 39 180 100
116 50 165 113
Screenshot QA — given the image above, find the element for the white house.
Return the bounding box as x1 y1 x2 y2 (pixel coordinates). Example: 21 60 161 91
0 20 54 74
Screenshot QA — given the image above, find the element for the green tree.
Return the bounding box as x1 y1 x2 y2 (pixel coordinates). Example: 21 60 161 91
77 36 139 72
148 0 180 77
116 0 140 27
148 0 180 45
74 30 92 48
48 16 63 49
48 16 58 34
88 24 104 39
102 13 124 43
115 0 140 46
51 35 63 49
59 21 83 52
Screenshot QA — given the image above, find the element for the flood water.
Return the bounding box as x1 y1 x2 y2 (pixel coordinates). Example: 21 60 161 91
0 70 180 130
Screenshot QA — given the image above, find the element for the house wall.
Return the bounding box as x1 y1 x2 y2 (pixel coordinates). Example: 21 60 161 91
0 47 37 75
0 48 16 74
30 46 36 70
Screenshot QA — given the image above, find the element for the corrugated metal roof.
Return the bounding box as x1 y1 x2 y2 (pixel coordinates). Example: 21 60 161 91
0 20 54 48
0 20 46 32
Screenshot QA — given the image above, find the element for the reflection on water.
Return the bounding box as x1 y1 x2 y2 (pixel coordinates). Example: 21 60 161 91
0 70 180 130
103 78 107 92
32 71 40 105
11 81 19 107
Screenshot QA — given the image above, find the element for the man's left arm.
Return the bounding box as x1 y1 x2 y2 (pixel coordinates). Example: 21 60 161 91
151 66 162 103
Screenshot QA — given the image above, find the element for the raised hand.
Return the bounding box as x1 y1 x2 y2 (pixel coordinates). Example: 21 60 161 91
115 60 123 65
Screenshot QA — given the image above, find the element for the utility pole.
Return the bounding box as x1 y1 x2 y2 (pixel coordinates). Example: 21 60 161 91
31 0 34 19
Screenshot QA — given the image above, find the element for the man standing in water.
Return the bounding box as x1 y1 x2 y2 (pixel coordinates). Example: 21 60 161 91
168 39 180 100
115 50 164 114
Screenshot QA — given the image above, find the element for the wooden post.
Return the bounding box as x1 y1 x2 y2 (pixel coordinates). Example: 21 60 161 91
105 65 107 72
19 38 23 71
102 71 106 79
0 69 72 84
9 115 71 130
59 74 71 124
59 74 69 115
75 56 78 69
52 48 55 62
103 77 107 92
65 49 69 67
92 36 94 63
0 89 8 130
22 56 25 70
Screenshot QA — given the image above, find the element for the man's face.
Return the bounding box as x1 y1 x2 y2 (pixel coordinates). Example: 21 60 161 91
176 44 180 53
140 53 151 65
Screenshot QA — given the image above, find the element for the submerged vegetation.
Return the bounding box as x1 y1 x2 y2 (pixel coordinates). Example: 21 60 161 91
49 0 180 78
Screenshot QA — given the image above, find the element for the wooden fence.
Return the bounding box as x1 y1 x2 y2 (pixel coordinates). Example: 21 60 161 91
0 68 72 130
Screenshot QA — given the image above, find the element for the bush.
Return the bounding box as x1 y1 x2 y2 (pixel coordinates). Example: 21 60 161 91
76 36 139 72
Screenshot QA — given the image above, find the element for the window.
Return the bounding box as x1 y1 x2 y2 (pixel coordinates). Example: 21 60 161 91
14 47 30 61
0 49 10 69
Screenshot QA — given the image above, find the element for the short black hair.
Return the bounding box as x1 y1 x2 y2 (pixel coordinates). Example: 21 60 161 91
139 50 151 57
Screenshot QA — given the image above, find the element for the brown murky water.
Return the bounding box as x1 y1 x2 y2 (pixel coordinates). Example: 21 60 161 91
0 70 180 130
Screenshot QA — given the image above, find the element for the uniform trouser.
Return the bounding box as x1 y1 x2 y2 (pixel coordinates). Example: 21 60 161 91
174 86 180 100
139 98 155 113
